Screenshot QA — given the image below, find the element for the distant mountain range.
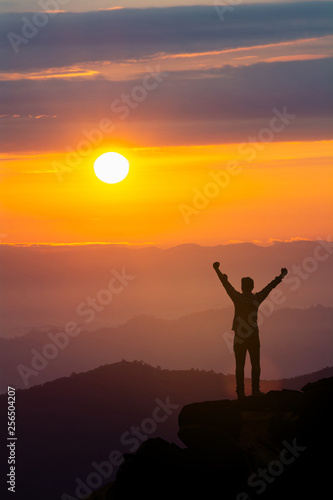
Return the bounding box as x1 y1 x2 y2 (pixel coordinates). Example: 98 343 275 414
0 360 332 500
0 305 332 393
1 241 332 336
0 241 331 499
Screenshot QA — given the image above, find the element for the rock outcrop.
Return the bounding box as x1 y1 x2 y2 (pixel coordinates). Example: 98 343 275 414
88 377 333 499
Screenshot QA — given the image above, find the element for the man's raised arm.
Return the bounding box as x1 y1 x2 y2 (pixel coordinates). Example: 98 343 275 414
213 262 238 301
256 267 288 303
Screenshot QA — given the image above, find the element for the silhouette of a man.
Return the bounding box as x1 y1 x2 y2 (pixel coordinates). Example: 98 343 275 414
213 262 288 399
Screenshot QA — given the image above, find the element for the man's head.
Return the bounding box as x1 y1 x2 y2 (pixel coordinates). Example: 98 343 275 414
241 277 254 293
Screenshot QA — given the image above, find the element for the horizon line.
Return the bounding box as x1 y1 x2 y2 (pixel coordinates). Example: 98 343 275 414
0 237 319 248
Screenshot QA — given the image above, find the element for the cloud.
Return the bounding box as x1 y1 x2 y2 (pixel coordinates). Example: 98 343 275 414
0 3 332 71
0 67 99 80
1 57 331 120
0 57 332 150
1 3 332 150
0 0 331 14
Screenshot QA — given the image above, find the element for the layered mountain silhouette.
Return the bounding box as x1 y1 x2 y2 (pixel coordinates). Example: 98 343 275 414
88 375 333 500
1 241 332 335
0 361 332 500
1 305 332 393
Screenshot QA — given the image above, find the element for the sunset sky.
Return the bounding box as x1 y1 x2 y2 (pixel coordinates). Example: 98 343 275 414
0 0 332 246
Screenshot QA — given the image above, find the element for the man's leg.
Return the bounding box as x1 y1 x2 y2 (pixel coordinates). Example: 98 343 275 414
233 338 247 398
248 335 261 395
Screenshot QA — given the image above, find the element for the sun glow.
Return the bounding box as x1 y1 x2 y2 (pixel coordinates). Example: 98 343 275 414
1 141 332 245
93 152 130 184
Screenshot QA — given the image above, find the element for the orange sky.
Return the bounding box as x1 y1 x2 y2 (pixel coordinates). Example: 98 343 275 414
0 7 332 246
1 140 332 246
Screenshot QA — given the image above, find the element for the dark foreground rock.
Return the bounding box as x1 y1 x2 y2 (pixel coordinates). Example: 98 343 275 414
88 377 333 500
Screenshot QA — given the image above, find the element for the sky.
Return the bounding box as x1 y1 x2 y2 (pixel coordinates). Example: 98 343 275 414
0 1 332 246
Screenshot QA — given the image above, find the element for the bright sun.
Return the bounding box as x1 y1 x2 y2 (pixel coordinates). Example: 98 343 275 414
94 152 129 184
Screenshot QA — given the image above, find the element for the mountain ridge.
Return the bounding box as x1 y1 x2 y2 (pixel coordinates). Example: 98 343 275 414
1 240 332 335
1 305 332 393
1 360 331 500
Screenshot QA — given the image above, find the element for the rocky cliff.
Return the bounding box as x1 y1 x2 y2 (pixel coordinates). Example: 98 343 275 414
88 376 333 499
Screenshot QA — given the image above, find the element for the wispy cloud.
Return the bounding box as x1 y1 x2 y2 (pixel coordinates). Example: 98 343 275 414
0 67 99 81
1 3 332 152
0 0 332 14
147 37 331 62
0 113 57 119
1 4 332 71
2 57 331 120
98 7 124 11
0 55 332 151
